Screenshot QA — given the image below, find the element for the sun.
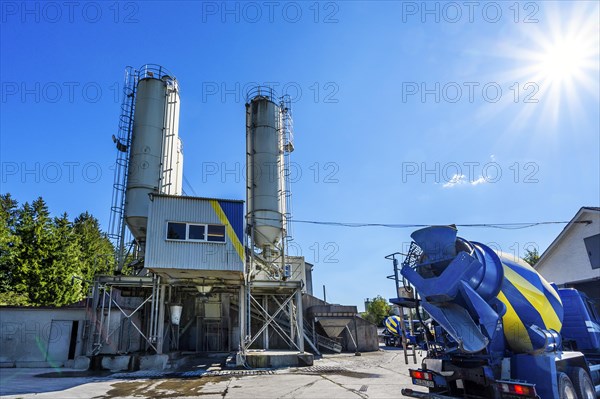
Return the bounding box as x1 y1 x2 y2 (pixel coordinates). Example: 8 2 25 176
537 37 589 84
488 2 599 128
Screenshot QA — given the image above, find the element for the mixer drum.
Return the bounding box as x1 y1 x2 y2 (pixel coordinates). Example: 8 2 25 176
493 252 563 353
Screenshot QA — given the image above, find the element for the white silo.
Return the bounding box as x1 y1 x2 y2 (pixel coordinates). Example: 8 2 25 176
125 66 182 243
246 89 287 252
166 137 184 196
161 77 183 196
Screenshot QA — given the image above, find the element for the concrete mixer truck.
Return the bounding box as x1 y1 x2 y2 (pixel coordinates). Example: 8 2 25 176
386 226 600 399
383 315 419 348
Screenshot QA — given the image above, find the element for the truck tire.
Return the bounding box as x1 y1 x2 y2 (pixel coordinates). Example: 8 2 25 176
568 367 595 399
557 372 578 399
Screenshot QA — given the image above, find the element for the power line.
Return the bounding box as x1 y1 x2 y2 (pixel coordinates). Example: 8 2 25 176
251 217 591 230
183 175 198 197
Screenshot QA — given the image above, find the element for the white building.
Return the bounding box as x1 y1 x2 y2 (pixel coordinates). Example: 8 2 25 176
535 207 600 313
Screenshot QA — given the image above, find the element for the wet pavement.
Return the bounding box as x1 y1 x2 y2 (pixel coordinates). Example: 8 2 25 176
0 347 425 399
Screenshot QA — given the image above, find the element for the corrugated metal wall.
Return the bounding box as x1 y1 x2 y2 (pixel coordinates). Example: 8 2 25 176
145 196 244 272
218 200 244 244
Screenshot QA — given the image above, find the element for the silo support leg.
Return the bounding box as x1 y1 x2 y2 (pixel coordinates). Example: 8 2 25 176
296 289 304 352
262 296 269 349
156 285 166 354
239 285 246 351
246 293 296 349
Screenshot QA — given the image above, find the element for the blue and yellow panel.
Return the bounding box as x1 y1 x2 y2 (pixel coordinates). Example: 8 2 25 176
209 199 245 264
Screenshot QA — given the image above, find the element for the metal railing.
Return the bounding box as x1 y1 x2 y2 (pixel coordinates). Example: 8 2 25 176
245 85 278 102
137 64 179 92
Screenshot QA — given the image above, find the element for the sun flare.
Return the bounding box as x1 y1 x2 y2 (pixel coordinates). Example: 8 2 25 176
491 3 599 127
538 38 589 83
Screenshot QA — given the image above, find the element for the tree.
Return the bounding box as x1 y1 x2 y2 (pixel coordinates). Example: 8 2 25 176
0 194 20 292
523 247 540 266
43 213 84 305
73 212 115 285
1 194 116 306
361 295 391 326
12 198 55 304
0 194 26 305
13 199 82 306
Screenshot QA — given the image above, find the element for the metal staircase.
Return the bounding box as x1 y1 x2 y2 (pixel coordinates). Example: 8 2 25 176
315 332 343 354
303 317 342 354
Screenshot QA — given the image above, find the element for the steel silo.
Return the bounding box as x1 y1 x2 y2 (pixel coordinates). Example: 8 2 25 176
246 88 286 251
125 66 181 244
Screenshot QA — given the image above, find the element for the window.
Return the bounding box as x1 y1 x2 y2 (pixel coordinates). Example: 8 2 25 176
207 225 226 242
167 222 186 240
189 225 205 240
584 234 600 269
166 222 225 243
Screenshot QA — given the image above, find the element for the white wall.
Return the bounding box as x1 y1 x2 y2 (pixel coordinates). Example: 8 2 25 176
536 210 600 285
0 307 85 367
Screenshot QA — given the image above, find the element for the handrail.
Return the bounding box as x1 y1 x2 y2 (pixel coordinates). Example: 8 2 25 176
137 64 179 92
245 85 278 102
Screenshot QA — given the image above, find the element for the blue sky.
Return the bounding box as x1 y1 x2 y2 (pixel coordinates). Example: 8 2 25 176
1 1 599 309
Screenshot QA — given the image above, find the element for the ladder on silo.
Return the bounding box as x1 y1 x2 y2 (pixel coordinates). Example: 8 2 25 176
280 95 295 247
160 81 179 195
108 66 137 272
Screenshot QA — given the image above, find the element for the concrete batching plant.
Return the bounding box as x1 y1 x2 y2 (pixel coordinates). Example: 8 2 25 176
92 70 312 366
82 68 372 371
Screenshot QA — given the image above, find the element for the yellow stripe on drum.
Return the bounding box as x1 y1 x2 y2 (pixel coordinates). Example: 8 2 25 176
508 259 562 304
209 200 245 263
386 319 398 333
497 290 533 353
503 265 562 332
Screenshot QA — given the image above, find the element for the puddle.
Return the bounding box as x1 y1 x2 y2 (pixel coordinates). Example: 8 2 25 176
293 367 379 379
95 377 226 398
36 370 113 378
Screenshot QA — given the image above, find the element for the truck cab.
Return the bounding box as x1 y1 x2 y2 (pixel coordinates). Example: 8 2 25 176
559 288 600 354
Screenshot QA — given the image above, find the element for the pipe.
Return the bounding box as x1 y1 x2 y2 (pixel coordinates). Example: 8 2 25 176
296 289 304 352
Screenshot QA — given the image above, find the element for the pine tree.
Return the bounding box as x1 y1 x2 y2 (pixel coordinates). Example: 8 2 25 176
16 199 47 303
14 198 83 306
43 213 84 306
0 193 26 304
13 198 54 303
2 194 116 306
73 212 115 287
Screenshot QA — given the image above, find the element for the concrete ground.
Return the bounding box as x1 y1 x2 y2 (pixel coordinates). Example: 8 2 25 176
0 347 426 399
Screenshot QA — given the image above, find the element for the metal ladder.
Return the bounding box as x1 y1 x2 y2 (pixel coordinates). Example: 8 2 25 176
108 67 137 272
386 252 418 365
280 95 295 247
159 81 179 195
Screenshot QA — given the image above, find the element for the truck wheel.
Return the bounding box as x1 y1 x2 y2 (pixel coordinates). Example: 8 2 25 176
568 367 595 399
557 372 578 399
